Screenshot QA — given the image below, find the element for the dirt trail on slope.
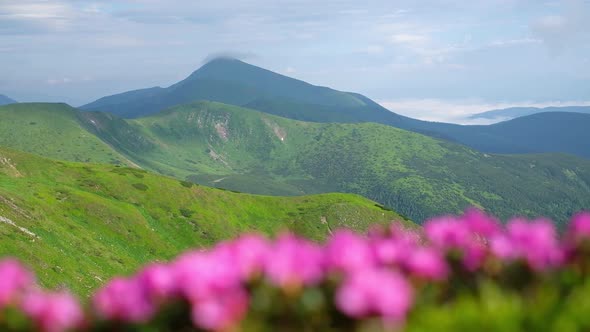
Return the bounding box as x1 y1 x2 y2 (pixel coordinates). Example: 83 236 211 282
0 156 23 177
0 215 40 239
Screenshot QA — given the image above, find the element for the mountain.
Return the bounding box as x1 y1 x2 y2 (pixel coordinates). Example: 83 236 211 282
405 112 590 159
82 57 404 123
4 102 590 224
469 106 590 121
0 146 404 295
81 58 590 159
0 94 17 105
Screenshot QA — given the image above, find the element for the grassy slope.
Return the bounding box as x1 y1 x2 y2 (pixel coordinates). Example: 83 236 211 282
0 147 406 295
3 102 590 224
84 102 590 224
0 103 134 165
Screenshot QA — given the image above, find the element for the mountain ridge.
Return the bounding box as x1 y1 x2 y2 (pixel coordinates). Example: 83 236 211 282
81 58 590 159
469 106 590 120
4 101 590 223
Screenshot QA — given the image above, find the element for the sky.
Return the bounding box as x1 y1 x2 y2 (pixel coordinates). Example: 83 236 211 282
1 0 589 123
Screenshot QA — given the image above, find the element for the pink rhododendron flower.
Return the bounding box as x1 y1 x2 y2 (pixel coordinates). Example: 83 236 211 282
231 234 270 279
404 247 449 280
191 287 249 331
462 208 501 238
336 268 413 321
22 291 84 332
424 215 488 270
138 263 177 300
373 238 412 267
461 240 487 271
0 259 34 307
490 234 515 260
326 230 376 272
424 216 472 249
491 219 564 271
93 277 154 322
567 212 590 242
264 234 324 289
173 249 241 302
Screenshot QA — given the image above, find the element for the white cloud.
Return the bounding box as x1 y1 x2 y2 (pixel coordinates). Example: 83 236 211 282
531 0 590 54
0 1 76 31
378 99 590 124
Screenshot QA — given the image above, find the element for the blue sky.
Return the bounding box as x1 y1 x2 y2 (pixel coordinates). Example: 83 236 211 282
1 0 589 123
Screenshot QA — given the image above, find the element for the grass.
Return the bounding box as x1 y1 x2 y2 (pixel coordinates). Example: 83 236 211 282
0 147 407 296
0 103 132 165
117 102 590 223
2 102 590 224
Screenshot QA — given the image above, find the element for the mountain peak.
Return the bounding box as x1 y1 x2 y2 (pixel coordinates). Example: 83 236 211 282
184 56 263 82
203 56 242 65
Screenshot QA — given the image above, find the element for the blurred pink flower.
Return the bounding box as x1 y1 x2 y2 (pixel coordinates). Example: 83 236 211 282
424 215 488 269
491 219 564 271
265 234 325 289
326 230 376 272
173 249 241 302
93 277 154 322
336 268 413 321
462 208 501 238
138 263 177 300
567 212 590 242
191 287 249 331
424 216 471 249
0 259 34 307
404 247 449 280
373 238 411 267
231 234 271 279
22 291 84 332
461 241 488 271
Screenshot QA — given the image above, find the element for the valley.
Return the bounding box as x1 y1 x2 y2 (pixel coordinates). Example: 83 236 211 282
2 102 590 224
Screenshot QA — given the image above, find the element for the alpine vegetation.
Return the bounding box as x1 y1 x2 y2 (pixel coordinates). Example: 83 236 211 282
2 210 590 331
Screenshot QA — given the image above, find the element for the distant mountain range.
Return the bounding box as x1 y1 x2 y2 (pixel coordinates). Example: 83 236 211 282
81 58 590 160
3 102 590 223
0 94 16 105
469 106 590 120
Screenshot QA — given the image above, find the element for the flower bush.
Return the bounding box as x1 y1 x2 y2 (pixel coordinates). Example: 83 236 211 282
2 209 590 331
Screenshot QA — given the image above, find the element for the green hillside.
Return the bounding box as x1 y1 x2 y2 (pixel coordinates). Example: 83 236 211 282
0 103 135 165
3 102 590 223
131 103 590 223
74 102 590 223
0 147 404 295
